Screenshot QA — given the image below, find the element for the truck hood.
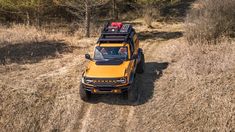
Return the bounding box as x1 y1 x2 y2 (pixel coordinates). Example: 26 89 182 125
85 61 131 78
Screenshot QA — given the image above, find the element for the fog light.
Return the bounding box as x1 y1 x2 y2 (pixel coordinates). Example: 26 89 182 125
113 89 120 93
93 89 97 93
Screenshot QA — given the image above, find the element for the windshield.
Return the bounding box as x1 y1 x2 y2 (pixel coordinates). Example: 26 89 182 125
94 46 128 60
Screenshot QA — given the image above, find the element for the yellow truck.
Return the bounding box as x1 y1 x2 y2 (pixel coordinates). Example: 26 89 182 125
80 22 145 101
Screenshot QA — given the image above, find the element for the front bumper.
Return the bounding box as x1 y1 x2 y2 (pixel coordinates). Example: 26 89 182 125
81 83 130 94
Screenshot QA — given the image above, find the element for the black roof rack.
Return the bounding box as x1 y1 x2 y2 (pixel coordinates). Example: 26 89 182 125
97 22 135 44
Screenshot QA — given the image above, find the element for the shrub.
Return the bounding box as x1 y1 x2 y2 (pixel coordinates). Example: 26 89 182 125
143 4 160 28
185 0 235 44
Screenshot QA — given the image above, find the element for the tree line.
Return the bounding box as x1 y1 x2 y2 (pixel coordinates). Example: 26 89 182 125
0 0 182 37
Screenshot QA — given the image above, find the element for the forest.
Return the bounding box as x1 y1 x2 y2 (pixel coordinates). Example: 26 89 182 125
0 0 186 37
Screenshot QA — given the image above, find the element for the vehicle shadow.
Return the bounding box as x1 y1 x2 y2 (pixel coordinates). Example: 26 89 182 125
138 31 183 41
88 62 169 106
0 41 76 65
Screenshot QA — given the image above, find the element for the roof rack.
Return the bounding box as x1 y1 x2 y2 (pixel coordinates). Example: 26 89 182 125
97 22 135 44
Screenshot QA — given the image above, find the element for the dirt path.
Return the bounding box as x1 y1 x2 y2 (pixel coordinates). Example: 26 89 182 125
2 23 214 132
69 31 174 132
0 30 174 131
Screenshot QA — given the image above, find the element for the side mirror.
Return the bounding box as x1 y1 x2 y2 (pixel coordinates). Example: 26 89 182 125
132 54 138 59
85 54 91 60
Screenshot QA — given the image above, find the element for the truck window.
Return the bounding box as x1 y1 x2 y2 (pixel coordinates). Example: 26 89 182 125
94 47 128 60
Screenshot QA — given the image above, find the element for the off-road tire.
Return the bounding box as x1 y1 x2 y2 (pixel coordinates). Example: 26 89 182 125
136 53 145 74
79 84 91 101
123 79 138 102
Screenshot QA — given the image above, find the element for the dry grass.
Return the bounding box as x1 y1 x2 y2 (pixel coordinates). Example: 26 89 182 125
154 40 235 131
130 24 235 131
0 24 91 46
143 5 160 28
0 22 234 131
0 24 97 65
185 0 235 44
0 24 96 131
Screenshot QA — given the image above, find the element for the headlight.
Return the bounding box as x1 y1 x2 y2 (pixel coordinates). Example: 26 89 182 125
116 77 127 84
82 77 93 84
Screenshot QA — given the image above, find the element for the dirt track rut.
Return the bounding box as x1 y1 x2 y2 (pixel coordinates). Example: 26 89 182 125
0 24 185 132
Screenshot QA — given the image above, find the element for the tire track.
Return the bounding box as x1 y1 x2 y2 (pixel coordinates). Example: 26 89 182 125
100 42 154 132
38 55 88 131
70 101 88 131
124 40 161 132
78 103 93 132
123 106 135 131
35 56 84 80
115 41 155 132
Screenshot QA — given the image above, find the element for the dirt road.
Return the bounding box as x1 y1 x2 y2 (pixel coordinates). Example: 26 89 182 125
1 23 234 132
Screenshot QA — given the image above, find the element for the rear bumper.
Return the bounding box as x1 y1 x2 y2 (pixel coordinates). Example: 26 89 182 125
81 83 130 94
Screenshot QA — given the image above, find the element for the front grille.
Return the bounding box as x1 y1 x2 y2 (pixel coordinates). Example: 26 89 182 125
85 77 123 86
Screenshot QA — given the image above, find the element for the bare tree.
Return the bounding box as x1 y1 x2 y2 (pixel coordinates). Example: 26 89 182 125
84 0 91 37
61 0 109 38
112 0 118 20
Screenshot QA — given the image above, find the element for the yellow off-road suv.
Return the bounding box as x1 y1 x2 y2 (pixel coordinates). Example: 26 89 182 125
80 22 145 101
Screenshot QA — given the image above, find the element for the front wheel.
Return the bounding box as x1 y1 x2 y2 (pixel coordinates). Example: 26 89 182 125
79 84 91 101
123 80 138 102
136 53 145 74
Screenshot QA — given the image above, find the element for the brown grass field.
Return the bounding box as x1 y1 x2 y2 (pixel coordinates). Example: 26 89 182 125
0 20 234 131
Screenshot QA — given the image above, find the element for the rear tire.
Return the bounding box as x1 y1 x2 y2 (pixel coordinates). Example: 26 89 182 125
136 53 145 74
79 84 91 102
